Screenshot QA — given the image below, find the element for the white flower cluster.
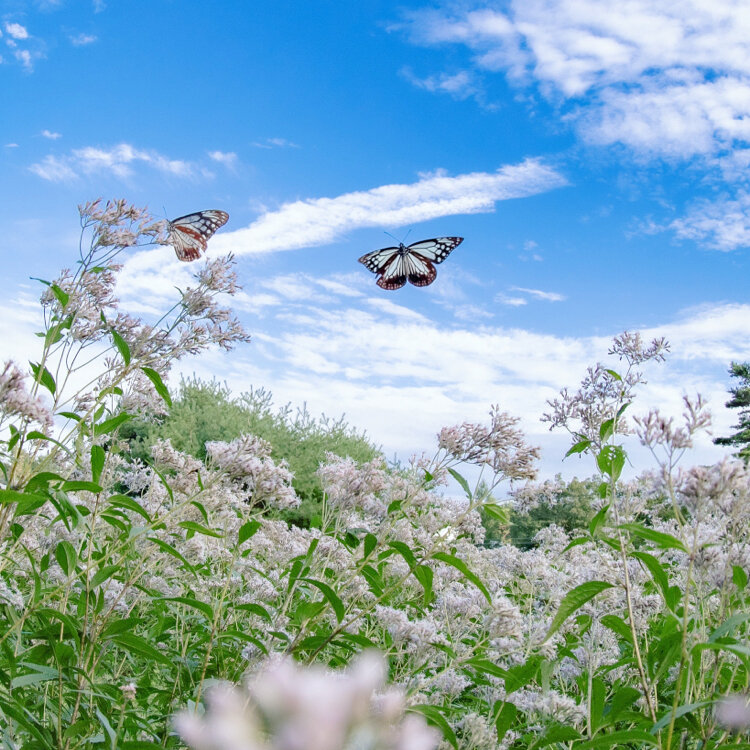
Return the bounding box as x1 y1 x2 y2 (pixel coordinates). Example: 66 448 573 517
174 652 440 750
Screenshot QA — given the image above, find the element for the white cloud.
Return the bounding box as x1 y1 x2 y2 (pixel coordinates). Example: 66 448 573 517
670 192 750 250
401 67 481 102
208 150 237 168
5 23 29 40
41 129 61 140
70 33 97 46
496 294 527 306
210 159 567 256
252 137 299 149
2 260 746 480
5 143 18 148
14 49 33 71
402 1 750 163
29 142 195 181
510 286 566 302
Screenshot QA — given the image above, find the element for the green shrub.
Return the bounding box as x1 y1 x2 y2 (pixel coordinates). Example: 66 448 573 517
123 377 381 525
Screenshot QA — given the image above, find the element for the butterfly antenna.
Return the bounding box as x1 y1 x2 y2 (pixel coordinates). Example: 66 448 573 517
383 230 400 243
402 228 412 244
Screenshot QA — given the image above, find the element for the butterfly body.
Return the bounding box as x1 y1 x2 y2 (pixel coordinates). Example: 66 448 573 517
358 236 463 290
168 209 229 261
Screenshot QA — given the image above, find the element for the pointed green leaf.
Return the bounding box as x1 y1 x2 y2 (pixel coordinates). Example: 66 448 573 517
302 578 345 622
619 523 687 552
141 366 172 407
432 551 490 603
111 329 131 365
544 580 614 642
90 444 105 484
409 705 457 749
448 467 472 499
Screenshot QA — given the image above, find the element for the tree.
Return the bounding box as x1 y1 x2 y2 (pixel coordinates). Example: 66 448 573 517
713 362 750 463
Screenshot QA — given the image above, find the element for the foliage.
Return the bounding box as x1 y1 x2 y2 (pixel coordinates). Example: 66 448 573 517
506 476 598 549
713 361 750 463
0 204 749 750
122 377 380 525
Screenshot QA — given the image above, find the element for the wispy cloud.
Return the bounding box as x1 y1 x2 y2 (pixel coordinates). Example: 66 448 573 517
207 150 237 168
510 286 566 302
211 158 567 256
41 129 61 140
251 137 299 149
401 67 483 103
670 192 750 251
70 33 97 46
401 2 750 164
29 142 195 181
4 22 29 40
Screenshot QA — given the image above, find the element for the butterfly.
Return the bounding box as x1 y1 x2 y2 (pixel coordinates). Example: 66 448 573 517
358 237 463 290
168 210 229 262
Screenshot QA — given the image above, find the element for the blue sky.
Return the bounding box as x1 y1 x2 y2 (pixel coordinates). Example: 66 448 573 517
2 0 750 479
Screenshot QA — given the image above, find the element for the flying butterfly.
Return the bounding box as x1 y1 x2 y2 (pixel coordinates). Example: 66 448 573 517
168 209 229 262
358 236 463 290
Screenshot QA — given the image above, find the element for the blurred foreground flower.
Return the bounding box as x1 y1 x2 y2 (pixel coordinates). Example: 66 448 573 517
716 693 750 732
174 652 440 750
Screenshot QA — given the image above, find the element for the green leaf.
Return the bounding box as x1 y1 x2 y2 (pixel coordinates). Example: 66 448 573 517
179 521 224 538
100 617 142 638
448 467 472 499
141 366 172 407
90 564 120 589
600 614 633 644
504 658 540 693
62 480 103 493
111 329 131 365
90 444 105 485
239 519 261 545
107 493 151 522
29 362 56 396
599 418 614 442
543 580 614 642
710 612 750 641
596 445 626 480
530 725 581 748
54 540 77 575
565 437 592 457
110 632 172 665
414 564 434 605
619 523 688 552
606 686 641 723
632 550 670 599
0 489 46 506
11 663 59 689
605 368 622 381
232 602 273 622
166 596 214 620
50 282 69 308
363 532 377 559
576 730 659 748
24 471 64 492
409 705 457 749
733 565 748 590
148 536 195 574
651 701 711 732
589 504 610 536
388 541 418 569
494 701 517 743
302 578 345 622
94 412 132 436
432 551 491 603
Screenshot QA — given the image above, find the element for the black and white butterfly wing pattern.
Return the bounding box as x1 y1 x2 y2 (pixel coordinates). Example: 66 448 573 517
168 209 229 262
358 236 463 289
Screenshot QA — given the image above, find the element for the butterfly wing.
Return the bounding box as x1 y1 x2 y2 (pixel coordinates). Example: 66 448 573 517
358 245 400 273
406 237 463 264
168 210 229 262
